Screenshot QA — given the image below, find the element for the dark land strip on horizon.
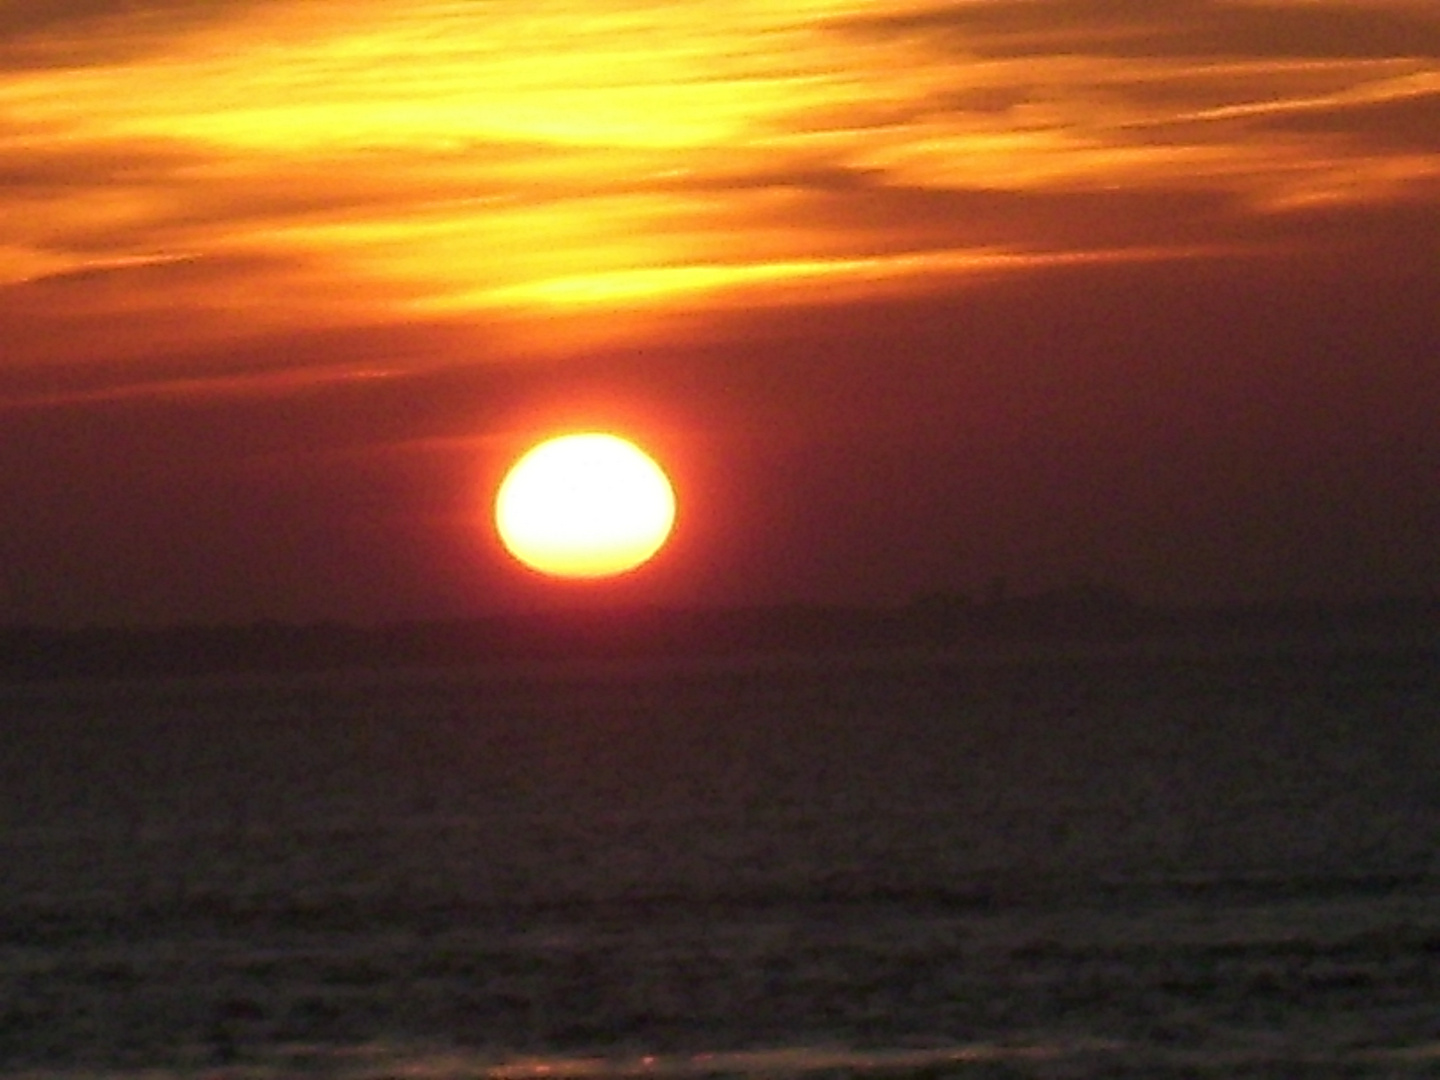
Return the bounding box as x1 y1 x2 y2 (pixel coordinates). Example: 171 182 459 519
0 591 1437 681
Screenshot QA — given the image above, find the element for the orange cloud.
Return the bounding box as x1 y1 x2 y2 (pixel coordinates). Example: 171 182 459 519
0 0 1434 404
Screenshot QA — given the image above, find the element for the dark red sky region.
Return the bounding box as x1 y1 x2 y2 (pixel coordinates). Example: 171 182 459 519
1 0 1437 626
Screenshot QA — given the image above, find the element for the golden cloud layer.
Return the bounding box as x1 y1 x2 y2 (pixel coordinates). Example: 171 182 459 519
1 0 1436 385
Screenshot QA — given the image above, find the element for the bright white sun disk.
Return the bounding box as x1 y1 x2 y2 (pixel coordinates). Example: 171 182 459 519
495 432 676 578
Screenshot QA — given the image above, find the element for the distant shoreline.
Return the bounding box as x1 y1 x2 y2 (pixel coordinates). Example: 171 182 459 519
2 594 1437 682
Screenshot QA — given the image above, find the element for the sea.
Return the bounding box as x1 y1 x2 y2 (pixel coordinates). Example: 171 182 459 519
2 635 1439 1078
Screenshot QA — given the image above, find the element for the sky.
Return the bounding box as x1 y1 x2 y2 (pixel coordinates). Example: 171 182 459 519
1 0 1437 626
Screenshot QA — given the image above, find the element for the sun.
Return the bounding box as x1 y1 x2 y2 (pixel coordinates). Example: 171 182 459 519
495 432 677 578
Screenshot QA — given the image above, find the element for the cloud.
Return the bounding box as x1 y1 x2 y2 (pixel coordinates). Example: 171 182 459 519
0 0 272 69
834 3 1440 157
846 0 1440 61
1256 82 1440 145
821 0 1440 228
2 0 1435 387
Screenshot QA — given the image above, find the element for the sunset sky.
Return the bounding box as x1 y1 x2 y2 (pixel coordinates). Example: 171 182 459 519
2 0 1437 626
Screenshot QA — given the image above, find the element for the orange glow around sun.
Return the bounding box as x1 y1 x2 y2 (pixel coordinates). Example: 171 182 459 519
494 433 677 579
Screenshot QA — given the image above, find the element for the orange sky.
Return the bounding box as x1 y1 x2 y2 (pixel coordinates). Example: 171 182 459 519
2 0 1438 624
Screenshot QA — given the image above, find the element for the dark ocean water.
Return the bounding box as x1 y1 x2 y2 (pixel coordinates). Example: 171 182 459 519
2 640 1440 1077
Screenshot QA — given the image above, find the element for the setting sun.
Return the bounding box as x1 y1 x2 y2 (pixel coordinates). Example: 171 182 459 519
495 432 676 579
